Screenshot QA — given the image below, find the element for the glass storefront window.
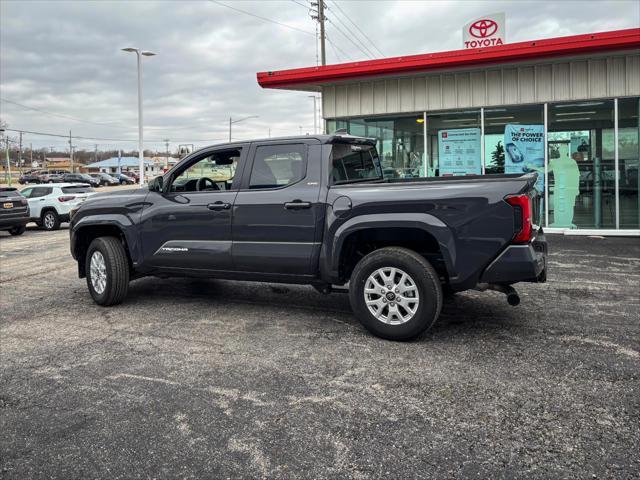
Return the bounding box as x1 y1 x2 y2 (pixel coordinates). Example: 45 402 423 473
548 100 615 229
618 97 639 229
327 116 425 179
426 110 480 177
483 105 544 174
326 95 638 232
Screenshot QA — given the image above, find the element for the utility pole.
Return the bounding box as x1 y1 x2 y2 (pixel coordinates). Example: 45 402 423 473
229 117 232 142
1 127 11 186
30 143 33 166
18 131 23 169
94 144 98 163
69 130 74 173
318 0 326 66
164 138 170 168
311 1 326 66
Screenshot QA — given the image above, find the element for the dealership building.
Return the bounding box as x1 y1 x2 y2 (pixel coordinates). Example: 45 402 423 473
258 27 640 235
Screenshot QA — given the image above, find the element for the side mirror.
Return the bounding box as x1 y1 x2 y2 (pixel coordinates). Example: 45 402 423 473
149 176 164 193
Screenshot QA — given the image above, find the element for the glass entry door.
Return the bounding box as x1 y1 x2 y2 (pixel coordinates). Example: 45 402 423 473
548 101 616 229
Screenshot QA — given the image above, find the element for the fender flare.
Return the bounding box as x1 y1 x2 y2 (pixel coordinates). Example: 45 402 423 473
71 214 142 267
326 213 457 282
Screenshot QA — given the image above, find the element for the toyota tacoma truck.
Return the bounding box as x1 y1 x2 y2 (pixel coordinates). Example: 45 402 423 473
70 134 547 340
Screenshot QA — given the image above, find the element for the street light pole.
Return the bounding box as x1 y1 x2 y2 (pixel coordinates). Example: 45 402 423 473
69 130 73 173
122 47 156 186
308 96 318 134
164 138 170 169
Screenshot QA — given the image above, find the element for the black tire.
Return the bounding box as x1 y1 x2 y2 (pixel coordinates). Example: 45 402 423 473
9 225 26 236
349 247 443 341
41 210 60 231
85 236 130 306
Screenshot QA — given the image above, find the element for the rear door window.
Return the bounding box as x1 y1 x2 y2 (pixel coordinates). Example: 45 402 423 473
30 187 52 198
248 144 307 189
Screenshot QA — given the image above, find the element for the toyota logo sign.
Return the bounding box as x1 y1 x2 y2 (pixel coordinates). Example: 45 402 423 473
463 13 506 49
469 19 498 38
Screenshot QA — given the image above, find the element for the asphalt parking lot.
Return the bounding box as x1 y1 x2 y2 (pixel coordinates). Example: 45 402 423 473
1 227 639 479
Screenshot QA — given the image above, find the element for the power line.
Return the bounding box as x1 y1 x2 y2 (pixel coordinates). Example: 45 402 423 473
208 0 315 36
0 97 130 129
325 17 373 59
326 34 353 61
4 128 139 142
290 0 309 9
4 128 228 144
324 3 377 59
327 0 384 57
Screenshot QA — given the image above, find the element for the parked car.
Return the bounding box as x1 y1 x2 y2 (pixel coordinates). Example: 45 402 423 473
61 173 101 188
113 173 135 185
70 134 547 341
39 169 69 183
0 187 30 235
18 170 42 184
121 170 139 183
90 172 119 186
21 183 96 231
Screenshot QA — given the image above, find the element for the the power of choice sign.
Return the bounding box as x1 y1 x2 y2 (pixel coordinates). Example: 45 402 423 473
463 13 506 49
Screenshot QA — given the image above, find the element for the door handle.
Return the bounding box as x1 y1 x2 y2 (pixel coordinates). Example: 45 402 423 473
284 201 311 210
207 201 231 211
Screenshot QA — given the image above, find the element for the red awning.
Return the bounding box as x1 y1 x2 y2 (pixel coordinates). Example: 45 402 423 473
257 28 640 90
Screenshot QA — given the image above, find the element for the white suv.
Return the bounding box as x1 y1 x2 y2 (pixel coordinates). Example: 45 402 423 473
20 183 97 231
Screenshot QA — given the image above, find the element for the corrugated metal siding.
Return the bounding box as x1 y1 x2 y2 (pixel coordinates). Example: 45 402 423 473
322 53 640 118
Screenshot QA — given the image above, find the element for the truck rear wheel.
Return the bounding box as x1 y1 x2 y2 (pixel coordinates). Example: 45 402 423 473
86 236 130 306
349 247 442 341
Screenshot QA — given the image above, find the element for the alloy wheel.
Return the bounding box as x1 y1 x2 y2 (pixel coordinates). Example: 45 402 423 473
364 267 420 325
89 251 107 295
44 213 55 230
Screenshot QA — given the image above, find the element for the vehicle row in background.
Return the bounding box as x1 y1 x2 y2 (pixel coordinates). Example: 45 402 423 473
17 169 137 185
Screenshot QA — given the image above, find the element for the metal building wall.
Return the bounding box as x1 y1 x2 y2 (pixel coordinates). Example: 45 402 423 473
322 53 640 118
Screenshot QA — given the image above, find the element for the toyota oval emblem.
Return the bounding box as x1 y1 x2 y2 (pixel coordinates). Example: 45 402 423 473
469 19 498 38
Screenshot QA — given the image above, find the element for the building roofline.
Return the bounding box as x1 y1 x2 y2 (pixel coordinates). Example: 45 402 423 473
257 28 640 90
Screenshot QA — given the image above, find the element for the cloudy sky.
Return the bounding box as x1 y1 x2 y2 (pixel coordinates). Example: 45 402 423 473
1 0 638 153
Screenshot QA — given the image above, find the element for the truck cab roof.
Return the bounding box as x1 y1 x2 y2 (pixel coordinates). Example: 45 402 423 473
214 133 377 149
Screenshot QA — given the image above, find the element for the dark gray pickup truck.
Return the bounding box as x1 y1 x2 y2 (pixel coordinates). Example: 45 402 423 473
70 134 547 340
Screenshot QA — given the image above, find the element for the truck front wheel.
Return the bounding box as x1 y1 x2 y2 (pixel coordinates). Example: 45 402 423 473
349 247 442 341
86 236 130 306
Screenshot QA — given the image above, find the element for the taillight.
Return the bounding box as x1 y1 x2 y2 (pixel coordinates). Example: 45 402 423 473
505 194 532 244
58 195 76 202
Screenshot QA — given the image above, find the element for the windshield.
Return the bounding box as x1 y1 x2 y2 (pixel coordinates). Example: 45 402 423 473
331 144 382 184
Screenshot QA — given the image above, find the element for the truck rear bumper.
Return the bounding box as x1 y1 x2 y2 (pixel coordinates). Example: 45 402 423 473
480 233 547 284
